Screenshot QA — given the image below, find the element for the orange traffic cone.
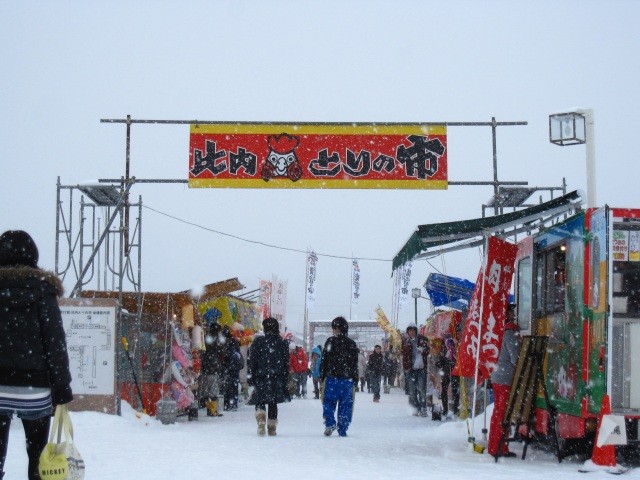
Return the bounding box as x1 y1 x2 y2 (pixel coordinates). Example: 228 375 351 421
591 394 617 467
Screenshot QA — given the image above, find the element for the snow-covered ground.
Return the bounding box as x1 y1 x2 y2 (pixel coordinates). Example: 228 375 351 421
4 384 636 479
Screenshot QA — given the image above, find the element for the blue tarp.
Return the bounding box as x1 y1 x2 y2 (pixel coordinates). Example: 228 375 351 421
424 272 514 310
424 273 475 309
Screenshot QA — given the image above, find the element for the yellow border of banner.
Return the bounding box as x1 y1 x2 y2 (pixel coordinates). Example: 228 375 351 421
190 123 446 136
189 178 448 189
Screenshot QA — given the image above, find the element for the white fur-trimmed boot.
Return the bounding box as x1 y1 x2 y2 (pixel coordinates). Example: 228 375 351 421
267 418 278 436
256 409 266 436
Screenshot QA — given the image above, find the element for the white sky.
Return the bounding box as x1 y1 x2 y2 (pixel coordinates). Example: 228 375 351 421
2 0 639 332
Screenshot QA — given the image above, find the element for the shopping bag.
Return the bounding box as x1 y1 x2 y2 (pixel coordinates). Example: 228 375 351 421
39 405 85 480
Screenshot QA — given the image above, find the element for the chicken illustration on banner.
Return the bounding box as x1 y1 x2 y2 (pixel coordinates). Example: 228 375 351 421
454 236 518 382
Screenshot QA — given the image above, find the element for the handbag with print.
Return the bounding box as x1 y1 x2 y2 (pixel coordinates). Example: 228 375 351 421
38 405 85 480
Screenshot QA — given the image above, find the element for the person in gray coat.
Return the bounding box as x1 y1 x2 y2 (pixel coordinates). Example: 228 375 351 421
487 303 521 457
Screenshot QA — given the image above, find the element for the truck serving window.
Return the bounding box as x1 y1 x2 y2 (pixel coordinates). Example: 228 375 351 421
535 245 566 315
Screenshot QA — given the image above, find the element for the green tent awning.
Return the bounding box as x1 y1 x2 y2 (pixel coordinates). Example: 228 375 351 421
392 190 582 272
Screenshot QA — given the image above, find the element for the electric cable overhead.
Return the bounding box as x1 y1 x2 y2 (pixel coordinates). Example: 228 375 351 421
142 204 391 263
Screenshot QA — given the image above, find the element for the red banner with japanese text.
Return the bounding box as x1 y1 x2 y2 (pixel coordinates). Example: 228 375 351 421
188 123 447 189
453 236 518 382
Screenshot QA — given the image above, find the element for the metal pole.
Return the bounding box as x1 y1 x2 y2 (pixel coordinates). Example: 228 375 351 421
124 115 131 256
414 296 418 326
55 177 61 275
303 251 309 350
101 118 527 127
577 109 596 208
491 117 500 216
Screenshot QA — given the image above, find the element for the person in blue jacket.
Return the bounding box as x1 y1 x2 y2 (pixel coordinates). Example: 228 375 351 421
320 316 359 437
310 345 323 399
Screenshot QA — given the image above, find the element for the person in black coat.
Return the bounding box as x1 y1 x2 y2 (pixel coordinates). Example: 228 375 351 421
221 327 244 411
199 322 224 416
320 316 359 437
0 230 73 480
367 345 384 402
247 317 290 435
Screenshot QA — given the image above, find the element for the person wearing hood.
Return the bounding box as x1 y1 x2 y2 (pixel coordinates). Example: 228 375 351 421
247 317 290 436
310 345 323 399
487 303 521 458
320 316 359 437
0 230 73 480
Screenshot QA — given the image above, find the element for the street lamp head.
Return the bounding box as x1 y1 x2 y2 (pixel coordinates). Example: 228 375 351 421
549 112 586 146
411 288 422 299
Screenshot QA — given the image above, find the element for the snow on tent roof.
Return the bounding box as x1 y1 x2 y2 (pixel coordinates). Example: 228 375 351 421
392 190 582 272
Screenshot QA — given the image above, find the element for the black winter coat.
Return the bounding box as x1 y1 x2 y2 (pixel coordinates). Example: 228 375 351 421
367 351 383 376
0 266 73 404
200 335 223 376
222 338 244 377
320 334 359 383
247 333 290 405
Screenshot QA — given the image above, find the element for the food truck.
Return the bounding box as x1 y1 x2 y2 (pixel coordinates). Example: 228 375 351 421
513 206 640 459
393 192 640 461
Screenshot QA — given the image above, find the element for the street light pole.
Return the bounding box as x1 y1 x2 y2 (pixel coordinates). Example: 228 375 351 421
579 109 596 208
411 288 422 327
548 108 595 208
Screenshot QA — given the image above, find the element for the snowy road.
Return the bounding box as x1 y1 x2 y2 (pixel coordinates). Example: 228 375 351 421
5 385 637 479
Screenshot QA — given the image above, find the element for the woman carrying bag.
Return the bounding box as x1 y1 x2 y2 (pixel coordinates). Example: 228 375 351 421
0 231 73 480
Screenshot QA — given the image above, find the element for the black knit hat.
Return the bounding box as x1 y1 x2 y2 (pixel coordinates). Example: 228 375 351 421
0 230 39 267
331 316 348 334
262 317 280 335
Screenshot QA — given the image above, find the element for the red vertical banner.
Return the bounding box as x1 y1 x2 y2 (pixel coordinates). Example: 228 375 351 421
454 236 518 382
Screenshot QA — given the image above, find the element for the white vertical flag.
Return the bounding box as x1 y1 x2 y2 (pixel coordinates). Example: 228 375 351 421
351 258 360 305
399 261 412 307
306 250 318 310
271 275 288 325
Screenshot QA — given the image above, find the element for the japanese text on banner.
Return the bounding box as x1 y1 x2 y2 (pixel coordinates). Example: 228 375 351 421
306 251 318 309
454 236 518 382
351 259 360 305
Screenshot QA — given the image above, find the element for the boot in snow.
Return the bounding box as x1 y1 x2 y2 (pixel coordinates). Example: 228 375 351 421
267 419 278 436
187 406 198 421
206 399 223 417
256 409 267 436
